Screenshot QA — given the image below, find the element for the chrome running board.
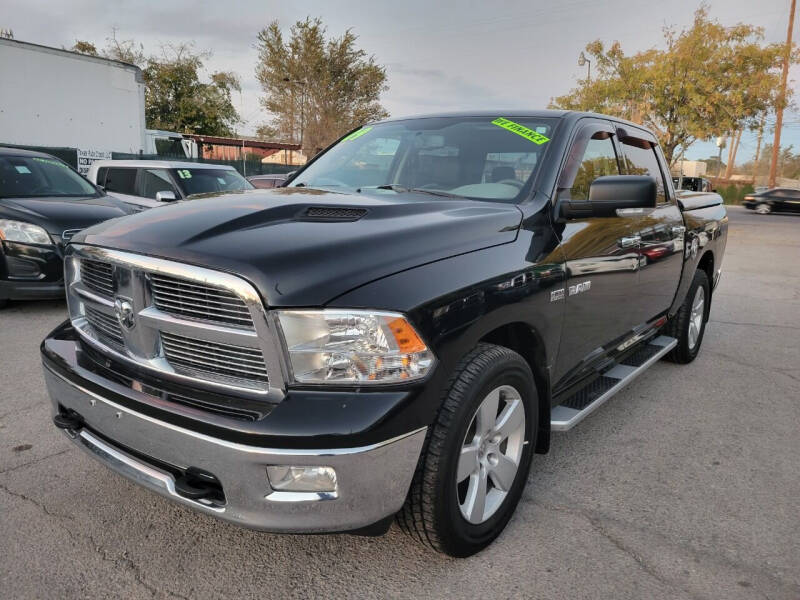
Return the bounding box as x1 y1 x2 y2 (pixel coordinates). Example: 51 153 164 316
551 335 678 431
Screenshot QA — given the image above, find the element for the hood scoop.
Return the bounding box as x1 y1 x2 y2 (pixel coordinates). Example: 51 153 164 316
299 206 368 222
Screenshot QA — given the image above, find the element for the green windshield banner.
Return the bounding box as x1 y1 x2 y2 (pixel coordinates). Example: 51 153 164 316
342 126 372 142
491 118 550 145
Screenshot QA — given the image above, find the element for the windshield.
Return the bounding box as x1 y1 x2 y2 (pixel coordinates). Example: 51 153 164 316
171 168 254 196
0 155 99 198
289 116 558 201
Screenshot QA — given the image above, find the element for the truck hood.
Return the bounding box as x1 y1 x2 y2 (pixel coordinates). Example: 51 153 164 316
75 188 523 306
0 195 131 236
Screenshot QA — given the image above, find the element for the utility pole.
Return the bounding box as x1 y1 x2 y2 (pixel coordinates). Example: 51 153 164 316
768 0 796 188
752 116 765 185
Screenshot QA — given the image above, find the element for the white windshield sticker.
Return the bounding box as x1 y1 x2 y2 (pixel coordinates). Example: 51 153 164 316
15 165 31 174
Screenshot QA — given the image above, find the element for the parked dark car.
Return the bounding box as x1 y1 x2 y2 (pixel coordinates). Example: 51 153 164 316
743 187 800 214
43 111 727 557
247 173 288 189
0 148 131 308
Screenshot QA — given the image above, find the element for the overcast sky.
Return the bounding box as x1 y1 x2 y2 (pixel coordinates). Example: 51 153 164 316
5 0 800 163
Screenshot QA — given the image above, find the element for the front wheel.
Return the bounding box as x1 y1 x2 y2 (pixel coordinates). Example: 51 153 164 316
664 269 710 363
397 343 537 557
755 203 771 215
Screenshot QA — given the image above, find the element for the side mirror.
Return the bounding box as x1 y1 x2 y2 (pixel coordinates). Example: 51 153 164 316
155 190 177 202
559 176 656 219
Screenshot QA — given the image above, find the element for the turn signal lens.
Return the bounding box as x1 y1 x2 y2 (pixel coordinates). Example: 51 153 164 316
276 310 435 384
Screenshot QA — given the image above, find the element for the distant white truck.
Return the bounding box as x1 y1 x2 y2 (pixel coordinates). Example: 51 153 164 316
0 38 195 175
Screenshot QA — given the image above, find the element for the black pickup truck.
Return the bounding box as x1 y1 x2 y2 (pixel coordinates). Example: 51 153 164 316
42 111 727 557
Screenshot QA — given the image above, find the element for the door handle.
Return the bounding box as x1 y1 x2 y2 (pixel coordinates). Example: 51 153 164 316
671 225 686 237
619 235 641 248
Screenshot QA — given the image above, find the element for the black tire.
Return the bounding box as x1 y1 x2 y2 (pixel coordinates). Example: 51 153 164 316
754 203 772 215
664 269 710 364
0 298 7 310
397 343 537 557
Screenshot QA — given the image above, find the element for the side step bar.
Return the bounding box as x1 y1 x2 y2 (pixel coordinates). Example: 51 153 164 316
551 335 678 431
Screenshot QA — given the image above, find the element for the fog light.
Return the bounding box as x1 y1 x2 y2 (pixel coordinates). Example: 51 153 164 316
267 466 337 493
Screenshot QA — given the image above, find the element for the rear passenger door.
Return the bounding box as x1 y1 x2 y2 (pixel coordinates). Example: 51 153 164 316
616 128 685 325
104 167 151 208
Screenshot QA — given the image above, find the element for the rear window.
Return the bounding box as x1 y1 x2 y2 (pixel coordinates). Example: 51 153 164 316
104 168 137 195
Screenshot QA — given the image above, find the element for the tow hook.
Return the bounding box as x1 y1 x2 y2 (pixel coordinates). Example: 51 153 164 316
174 467 224 502
53 409 84 433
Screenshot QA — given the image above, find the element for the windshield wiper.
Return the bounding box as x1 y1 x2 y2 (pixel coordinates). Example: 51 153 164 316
356 184 408 193
408 188 461 199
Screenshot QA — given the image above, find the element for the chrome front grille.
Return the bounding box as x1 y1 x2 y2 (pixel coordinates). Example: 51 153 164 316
150 273 253 328
85 306 124 348
161 332 269 384
66 245 285 399
81 260 115 298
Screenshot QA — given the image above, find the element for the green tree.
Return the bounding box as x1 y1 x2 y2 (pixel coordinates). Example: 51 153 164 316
103 30 145 66
143 45 241 136
550 7 786 165
255 17 388 155
70 40 98 56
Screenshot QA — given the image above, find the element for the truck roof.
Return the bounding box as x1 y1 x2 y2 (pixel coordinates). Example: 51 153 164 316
375 109 654 135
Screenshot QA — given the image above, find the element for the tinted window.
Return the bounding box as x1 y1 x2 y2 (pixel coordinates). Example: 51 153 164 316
0 155 98 198
483 152 540 185
571 136 620 201
622 140 667 203
290 117 557 202
171 168 253 196
105 168 137 195
140 169 177 199
250 178 277 189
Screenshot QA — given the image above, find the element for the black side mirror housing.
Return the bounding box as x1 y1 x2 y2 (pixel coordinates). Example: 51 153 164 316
559 175 657 219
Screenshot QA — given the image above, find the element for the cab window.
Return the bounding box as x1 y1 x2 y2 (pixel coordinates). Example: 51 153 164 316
566 133 620 201
104 168 137 195
139 169 177 199
621 139 667 204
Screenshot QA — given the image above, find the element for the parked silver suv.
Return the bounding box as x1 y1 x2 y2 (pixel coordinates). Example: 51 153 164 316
87 160 253 210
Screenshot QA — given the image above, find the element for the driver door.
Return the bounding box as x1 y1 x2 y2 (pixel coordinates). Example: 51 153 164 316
552 120 642 388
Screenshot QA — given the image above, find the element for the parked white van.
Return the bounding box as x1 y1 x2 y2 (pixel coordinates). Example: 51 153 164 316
87 160 254 210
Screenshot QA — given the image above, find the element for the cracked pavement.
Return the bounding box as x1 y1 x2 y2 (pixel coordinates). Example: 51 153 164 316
1 206 798 599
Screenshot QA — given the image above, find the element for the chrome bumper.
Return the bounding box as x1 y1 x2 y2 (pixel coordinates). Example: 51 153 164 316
43 366 426 533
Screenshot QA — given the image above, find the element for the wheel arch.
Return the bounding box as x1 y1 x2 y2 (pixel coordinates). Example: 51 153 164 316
478 321 551 454
697 249 715 304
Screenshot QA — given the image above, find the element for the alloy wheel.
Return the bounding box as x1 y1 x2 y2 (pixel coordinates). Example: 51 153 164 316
687 286 705 350
456 385 526 524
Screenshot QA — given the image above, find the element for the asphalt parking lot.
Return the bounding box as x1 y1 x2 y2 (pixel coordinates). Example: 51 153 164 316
1 205 798 599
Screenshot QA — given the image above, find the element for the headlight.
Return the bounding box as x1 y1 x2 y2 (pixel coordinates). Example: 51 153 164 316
0 219 53 245
276 310 435 384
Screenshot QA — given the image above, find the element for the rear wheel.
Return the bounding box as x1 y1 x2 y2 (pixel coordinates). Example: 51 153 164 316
664 269 710 363
755 203 771 215
397 343 537 557
0 298 8 309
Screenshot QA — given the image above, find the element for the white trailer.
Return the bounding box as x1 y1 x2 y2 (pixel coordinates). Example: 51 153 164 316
0 38 146 174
